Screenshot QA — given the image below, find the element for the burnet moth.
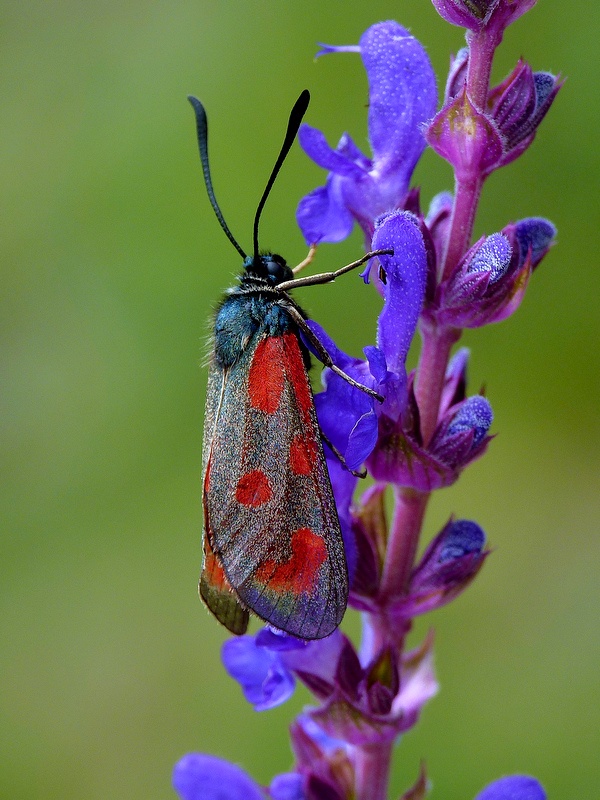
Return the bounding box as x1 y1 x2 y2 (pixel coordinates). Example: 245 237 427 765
188 89 391 640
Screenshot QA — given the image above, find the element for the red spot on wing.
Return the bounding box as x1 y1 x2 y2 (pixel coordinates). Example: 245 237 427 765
248 337 285 413
203 534 230 591
256 528 327 595
236 469 273 507
282 333 312 419
289 434 318 475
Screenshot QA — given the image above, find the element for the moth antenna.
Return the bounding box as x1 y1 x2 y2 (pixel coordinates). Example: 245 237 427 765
252 89 310 264
188 95 247 259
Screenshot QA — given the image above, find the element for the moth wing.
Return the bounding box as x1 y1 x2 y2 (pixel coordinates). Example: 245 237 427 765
204 330 348 640
200 362 249 635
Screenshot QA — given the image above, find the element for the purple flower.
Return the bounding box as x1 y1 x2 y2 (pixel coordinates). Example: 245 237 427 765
475 775 546 800
221 634 296 711
269 773 306 800
311 211 427 475
347 484 387 609
172 754 545 800
512 216 556 269
222 628 345 711
296 21 437 245
289 716 352 800
426 87 504 181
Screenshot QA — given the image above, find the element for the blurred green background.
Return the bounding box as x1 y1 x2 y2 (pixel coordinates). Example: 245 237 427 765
1 1 598 798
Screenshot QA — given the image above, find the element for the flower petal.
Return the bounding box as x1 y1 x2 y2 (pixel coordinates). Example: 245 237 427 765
373 211 427 375
361 22 437 185
345 411 379 471
296 179 354 245
298 125 366 177
467 233 512 283
270 772 305 800
446 395 493 446
474 775 546 800
514 217 556 268
222 636 295 711
173 754 266 800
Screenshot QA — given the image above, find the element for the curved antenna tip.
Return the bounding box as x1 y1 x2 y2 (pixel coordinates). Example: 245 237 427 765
252 89 312 262
188 95 247 259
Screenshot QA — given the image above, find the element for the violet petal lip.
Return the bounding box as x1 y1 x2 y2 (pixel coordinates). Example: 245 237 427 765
221 635 296 711
373 211 428 375
173 754 265 800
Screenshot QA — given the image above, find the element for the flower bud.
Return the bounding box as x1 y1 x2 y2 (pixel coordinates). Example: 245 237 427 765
391 519 489 618
432 0 537 33
367 385 493 491
431 0 500 30
488 60 561 170
426 88 504 181
423 216 555 329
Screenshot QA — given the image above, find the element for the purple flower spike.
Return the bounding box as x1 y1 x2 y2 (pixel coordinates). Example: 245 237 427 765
173 754 266 800
475 775 546 800
393 519 489 618
297 21 437 244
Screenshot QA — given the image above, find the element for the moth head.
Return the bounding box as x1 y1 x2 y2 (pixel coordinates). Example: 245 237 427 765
244 253 293 286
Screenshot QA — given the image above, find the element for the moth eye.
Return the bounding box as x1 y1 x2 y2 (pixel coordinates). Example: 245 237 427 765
263 254 293 285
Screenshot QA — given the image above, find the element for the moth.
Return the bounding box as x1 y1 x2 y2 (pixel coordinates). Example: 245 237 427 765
188 89 390 639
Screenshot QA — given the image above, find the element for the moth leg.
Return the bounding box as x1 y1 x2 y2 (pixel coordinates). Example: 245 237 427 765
282 303 384 403
277 248 393 292
320 431 367 479
292 244 317 275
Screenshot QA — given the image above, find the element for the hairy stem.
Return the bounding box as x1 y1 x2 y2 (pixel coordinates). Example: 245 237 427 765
440 175 483 283
415 325 461 446
354 742 393 800
465 21 502 109
440 21 501 283
380 486 429 602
